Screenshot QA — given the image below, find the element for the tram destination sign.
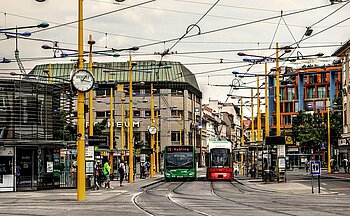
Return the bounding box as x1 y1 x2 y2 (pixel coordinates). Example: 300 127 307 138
166 146 192 152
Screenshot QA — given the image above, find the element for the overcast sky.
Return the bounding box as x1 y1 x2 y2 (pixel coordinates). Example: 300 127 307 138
0 0 349 108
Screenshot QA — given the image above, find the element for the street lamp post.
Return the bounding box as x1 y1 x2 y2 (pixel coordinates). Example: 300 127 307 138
128 54 135 183
240 98 245 175
251 88 255 165
88 35 95 137
150 83 155 177
327 99 331 173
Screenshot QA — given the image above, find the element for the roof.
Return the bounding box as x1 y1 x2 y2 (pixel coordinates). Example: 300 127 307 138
332 39 350 56
29 60 202 97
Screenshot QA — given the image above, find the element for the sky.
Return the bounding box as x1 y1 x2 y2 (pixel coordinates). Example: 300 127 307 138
0 0 349 110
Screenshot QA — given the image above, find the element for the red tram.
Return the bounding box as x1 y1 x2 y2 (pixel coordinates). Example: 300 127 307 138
206 140 233 180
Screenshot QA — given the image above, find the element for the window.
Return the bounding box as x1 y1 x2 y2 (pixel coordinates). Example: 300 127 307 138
282 115 292 125
145 110 151 117
309 74 318 84
171 89 183 96
188 111 193 120
95 89 105 97
171 110 184 117
321 73 327 82
307 87 315 99
188 92 193 100
95 89 110 97
133 110 141 117
315 100 324 110
294 102 299 111
145 88 151 94
196 96 200 103
171 131 183 144
96 111 106 118
317 86 326 98
287 88 294 100
284 102 293 112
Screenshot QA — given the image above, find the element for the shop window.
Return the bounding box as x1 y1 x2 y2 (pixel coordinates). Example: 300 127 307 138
145 110 151 117
0 156 12 175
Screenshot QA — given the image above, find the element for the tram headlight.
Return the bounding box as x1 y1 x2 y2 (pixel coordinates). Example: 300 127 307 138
188 172 194 176
165 172 171 177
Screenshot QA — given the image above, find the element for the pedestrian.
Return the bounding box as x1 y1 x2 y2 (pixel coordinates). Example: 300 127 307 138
103 159 112 189
118 160 125 186
94 161 101 190
140 162 145 179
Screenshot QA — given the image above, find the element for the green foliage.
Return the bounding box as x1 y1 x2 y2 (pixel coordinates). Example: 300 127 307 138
292 98 342 150
94 118 108 136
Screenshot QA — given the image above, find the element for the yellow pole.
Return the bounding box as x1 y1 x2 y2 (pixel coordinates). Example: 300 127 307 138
121 96 125 161
265 63 269 137
276 42 281 136
156 110 159 172
251 88 255 165
257 76 261 142
77 0 85 201
128 54 134 183
150 83 155 177
109 87 114 174
88 35 94 137
327 98 331 173
48 63 52 83
240 98 244 175
179 113 182 145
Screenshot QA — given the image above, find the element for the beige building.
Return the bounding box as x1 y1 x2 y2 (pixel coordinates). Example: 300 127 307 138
30 60 203 164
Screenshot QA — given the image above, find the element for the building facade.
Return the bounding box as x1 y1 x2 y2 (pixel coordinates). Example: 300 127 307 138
0 79 72 192
333 39 350 163
30 60 203 168
268 64 342 168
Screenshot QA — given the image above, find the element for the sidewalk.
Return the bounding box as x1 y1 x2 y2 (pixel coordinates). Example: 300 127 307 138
0 173 164 202
236 169 350 195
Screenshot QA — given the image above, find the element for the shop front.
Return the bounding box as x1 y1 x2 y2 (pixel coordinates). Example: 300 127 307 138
0 147 14 192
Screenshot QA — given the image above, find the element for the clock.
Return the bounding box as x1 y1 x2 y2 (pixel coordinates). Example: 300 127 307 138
148 126 157 135
71 69 94 92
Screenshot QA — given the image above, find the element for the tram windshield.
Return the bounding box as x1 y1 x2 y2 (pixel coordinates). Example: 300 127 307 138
165 152 193 169
210 148 230 168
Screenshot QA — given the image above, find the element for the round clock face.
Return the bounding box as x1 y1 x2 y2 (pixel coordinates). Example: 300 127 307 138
71 69 94 92
148 126 157 135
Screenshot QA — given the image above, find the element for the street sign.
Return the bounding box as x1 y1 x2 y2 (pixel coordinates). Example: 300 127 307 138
310 160 321 175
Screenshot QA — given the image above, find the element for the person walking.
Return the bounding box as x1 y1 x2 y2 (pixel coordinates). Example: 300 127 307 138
103 159 112 189
118 160 125 186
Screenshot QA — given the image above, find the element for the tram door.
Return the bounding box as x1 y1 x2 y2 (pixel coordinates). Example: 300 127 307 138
16 148 37 191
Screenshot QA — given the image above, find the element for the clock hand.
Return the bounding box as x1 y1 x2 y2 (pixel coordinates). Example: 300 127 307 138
81 75 86 82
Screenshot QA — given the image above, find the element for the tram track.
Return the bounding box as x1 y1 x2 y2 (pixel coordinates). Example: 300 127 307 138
133 180 212 216
211 181 297 216
213 180 349 216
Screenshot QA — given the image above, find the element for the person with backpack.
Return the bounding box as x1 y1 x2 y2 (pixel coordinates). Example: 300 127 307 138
103 159 112 189
118 160 125 186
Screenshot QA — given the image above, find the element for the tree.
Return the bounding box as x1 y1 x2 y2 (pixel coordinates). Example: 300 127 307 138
292 110 326 152
93 118 108 136
292 97 342 154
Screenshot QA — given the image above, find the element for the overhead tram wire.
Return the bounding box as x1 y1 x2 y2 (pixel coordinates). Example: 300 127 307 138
280 1 350 66
137 2 343 49
31 0 156 34
166 0 220 54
